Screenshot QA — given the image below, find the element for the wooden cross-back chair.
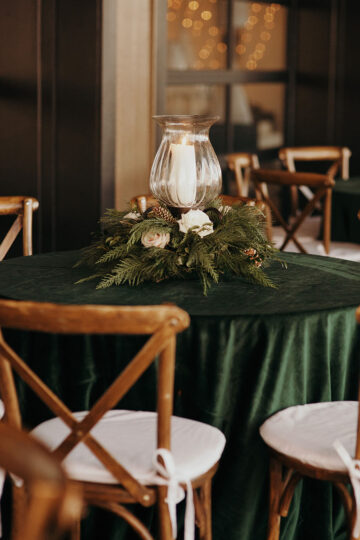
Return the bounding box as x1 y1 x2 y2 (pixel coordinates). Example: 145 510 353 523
260 305 360 540
130 192 266 214
0 422 82 540
0 300 225 540
279 146 351 216
225 152 260 197
251 169 335 254
0 197 39 260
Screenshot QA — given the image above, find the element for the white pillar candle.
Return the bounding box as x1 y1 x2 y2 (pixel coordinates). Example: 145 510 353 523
169 139 197 206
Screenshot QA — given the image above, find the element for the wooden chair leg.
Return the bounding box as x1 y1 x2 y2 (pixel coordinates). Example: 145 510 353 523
323 187 332 254
11 483 26 540
157 485 174 540
70 517 81 540
22 199 33 256
267 457 282 540
199 478 212 540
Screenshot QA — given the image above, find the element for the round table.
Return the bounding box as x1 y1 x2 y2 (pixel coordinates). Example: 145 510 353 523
0 250 360 540
332 177 360 243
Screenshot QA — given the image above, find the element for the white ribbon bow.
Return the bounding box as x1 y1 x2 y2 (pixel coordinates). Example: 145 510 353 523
153 449 195 540
334 440 360 538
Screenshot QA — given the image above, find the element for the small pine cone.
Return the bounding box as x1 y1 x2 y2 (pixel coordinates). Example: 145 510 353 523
149 206 177 223
244 248 257 257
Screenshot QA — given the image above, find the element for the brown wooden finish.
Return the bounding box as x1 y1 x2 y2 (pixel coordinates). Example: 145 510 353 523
0 300 219 540
251 169 335 254
0 422 82 540
225 152 260 197
279 146 351 180
279 146 351 217
130 192 266 213
262 308 360 540
0 197 39 260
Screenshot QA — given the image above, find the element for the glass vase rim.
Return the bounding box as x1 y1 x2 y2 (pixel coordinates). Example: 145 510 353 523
152 114 220 127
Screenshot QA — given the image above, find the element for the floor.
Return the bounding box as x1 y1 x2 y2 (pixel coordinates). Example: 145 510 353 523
271 216 360 262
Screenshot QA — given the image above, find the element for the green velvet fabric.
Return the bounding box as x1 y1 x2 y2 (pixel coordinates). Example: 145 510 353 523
332 177 360 243
0 250 360 540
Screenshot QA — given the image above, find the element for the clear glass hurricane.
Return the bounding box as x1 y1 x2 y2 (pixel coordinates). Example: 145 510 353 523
150 115 222 211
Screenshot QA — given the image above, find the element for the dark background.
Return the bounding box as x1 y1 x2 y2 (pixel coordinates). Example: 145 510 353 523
0 0 359 252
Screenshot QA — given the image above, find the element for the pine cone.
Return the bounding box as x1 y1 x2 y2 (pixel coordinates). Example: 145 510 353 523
148 206 177 223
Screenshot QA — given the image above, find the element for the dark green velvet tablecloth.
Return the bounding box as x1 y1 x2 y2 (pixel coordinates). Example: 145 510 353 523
332 177 360 243
0 250 360 540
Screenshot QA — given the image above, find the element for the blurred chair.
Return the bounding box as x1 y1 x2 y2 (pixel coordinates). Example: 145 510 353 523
279 146 351 216
251 169 335 254
131 193 267 213
0 197 39 260
0 300 225 540
225 152 260 197
0 422 82 540
259 305 360 540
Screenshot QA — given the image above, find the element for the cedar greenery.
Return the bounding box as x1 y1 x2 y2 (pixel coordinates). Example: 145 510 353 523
76 199 280 294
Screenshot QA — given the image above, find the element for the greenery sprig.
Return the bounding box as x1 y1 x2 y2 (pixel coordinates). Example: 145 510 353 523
76 198 280 294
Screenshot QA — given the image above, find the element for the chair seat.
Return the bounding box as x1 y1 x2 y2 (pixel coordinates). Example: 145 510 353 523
259 401 358 472
31 410 226 485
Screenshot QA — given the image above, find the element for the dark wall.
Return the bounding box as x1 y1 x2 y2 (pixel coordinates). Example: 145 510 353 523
294 0 360 174
0 0 102 254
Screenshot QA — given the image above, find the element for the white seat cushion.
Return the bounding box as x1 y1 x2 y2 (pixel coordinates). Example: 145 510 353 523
259 401 358 472
31 410 225 485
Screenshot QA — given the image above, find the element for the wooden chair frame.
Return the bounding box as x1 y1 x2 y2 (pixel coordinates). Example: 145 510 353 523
251 169 335 254
225 152 260 197
263 305 360 540
0 197 39 260
0 300 217 540
0 422 82 540
279 146 351 216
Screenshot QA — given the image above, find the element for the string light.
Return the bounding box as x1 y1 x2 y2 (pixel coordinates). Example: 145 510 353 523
208 25 219 36
201 10 212 21
188 1 199 10
167 11 177 22
182 17 193 28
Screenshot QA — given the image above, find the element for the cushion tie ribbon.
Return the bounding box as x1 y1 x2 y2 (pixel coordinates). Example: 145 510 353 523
153 448 195 540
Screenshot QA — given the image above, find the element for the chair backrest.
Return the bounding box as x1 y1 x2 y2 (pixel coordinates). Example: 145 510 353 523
0 300 190 505
0 422 82 540
279 146 351 180
130 193 266 213
0 197 39 260
225 152 260 196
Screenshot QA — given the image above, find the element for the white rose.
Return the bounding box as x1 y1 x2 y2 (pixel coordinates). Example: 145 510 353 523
177 209 214 238
141 231 170 249
124 211 141 220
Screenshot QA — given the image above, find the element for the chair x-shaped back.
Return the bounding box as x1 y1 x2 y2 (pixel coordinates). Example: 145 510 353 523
0 197 39 260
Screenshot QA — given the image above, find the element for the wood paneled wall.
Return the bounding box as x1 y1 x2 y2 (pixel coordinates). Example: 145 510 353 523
0 0 102 253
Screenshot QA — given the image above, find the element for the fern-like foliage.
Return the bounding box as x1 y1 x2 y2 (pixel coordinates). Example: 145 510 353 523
76 198 282 294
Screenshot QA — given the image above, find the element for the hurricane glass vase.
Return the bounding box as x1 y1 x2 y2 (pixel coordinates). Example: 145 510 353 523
150 115 222 212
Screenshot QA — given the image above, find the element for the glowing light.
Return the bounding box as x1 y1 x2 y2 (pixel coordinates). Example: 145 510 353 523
208 25 219 36
193 20 203 30
201 10 212 21
251 3 262 12
167 11 177 21
199 48 210 59
260 31 271 41
248 15 258 25
236 44 246 55
264 13 274 22
253 50 263 60
188 1 199 10
246 59 257 70
217 42 227 53
255 42 266 52
182 17 193 28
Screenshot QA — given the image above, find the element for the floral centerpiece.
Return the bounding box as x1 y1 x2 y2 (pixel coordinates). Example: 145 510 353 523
76 198 278 294
77 115 280 294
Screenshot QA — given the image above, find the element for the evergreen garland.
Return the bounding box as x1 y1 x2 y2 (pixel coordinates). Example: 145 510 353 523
76 199 282 294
